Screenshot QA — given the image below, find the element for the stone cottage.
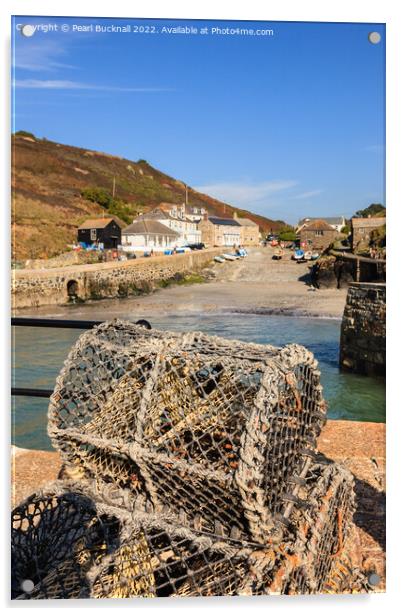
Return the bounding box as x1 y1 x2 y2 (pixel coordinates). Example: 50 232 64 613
298 216 346 233
351 217 386 251
298 219 338 251
233 213 260 246
198 215 241 247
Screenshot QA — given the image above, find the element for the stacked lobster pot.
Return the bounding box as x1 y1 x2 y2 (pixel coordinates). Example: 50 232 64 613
11 320 363 599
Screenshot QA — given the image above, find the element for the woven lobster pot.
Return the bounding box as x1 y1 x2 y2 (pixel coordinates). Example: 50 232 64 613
11 465 361 599
11 483 154 600
49 319 328 544
10 484 256 599
10 482 279 599
282 462 363 595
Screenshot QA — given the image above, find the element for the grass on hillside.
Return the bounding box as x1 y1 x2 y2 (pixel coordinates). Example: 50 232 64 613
11 133 287 259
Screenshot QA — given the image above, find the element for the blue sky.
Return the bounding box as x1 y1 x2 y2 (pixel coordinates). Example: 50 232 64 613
12 17 385 224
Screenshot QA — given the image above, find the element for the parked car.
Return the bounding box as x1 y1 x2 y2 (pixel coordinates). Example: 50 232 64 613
186 243 205 251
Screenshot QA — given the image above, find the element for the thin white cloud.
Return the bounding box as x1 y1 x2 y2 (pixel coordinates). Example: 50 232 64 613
292 189 323 200
14 79 172 92
13 41 76 72
194 180 297 206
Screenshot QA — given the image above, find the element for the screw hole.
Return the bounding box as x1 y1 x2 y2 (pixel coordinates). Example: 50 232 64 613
367 572 380 587
21 579 34 593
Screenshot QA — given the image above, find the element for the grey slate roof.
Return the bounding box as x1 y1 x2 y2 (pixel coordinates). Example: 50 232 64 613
208 216 241 227
122 220 180 237
298 216 345 227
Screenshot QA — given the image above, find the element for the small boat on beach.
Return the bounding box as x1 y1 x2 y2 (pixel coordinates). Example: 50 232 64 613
214 256 225 263
293 249 306 262
222 254 238 261
311 252 320 261
272 249 284 260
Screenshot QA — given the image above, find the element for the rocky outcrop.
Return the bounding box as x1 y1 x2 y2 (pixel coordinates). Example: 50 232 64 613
310 255 354 289
310 253 385 289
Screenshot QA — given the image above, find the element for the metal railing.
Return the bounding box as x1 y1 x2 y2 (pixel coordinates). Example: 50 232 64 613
11 317 151 398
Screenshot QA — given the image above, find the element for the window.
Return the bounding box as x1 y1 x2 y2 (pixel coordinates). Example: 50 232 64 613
90 228 97 241
315 230 324 236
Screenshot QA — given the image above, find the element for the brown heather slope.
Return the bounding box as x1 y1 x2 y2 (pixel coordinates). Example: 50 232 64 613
11 134 286 260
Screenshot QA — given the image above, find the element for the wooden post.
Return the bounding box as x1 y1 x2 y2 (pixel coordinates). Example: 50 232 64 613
356 258 360 282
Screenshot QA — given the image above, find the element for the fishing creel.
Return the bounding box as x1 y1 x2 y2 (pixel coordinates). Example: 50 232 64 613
11 463 362 600
49 319 328 543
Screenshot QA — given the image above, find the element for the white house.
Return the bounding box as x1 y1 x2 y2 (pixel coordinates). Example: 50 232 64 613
134 208 201 245
159 202 206 223
122 219 180 252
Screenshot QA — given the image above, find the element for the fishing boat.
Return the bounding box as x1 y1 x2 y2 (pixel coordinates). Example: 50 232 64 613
214 256 225 263
311 252 320 261
272 249 284 260
222 254 237 261
293 249 305 262
304 251 313 261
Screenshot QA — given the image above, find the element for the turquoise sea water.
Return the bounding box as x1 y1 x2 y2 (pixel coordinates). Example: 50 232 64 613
12 313 385 451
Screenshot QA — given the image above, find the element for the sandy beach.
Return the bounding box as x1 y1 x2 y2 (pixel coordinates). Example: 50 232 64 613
16 246 348 320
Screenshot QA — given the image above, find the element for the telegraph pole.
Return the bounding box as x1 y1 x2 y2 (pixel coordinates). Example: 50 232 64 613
112 176 116 198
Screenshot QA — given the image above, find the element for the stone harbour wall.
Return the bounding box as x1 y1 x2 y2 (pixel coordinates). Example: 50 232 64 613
339 282 386 376
12 248 222 309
